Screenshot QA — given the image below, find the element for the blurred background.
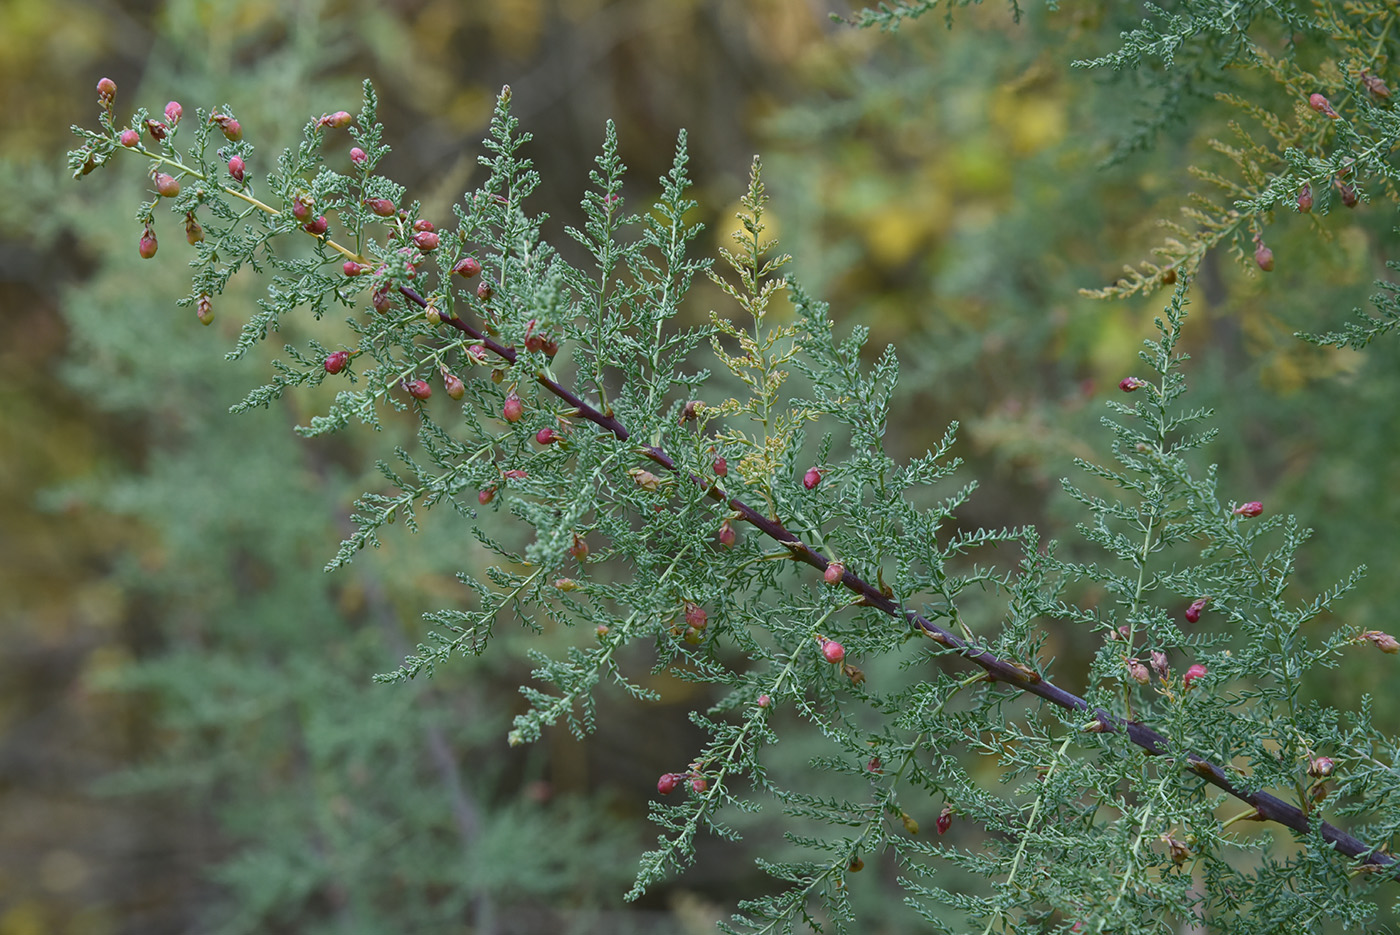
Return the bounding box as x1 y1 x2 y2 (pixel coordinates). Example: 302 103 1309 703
4 0 1399 932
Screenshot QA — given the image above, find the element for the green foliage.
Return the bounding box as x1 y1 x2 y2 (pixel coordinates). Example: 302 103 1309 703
65 3 1400 933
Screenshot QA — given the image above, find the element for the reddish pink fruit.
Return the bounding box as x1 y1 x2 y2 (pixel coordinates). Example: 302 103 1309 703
371 286 392 314
503 469 528 480
443 372 465 400
145 119 168 142
119 129 140 147
803 467 823 490
96 77 116 105
1126 658 1150 685
343 261 365 276
1309 93 1338 118
453 256 483 278
1183 663 1207 689
303 215 328 236
684 602 707 630
524 320 549 353
412 219 434 232
477 282 494 301
1297 185 1313 213
936 806 953 835
867 756 882 774
138 227 158 259
536 427 559 445
185 214 204 245
822 640 845 664
468 344 488 361
1336 179 1359 207
349 147 367 165
320 111 353 129
228 155 245 182
478 487 495 505
756 694 771 709
569 533 589 562
164 101 182 124
824 561 845 585
291 198 311 221
324 351 350 374
404 379 432 400
413 230 440 252
1185 596 1209 623
502 392 523 422
717 520 736 548
154 173 180 198
1309 756 1335 777
210 114 242 141
656 773 679 795
366 198 396 217
713 456 728 477
690 776 708 793
1232 501 1263 518
1119 376 1146 392
1254 242 1274 272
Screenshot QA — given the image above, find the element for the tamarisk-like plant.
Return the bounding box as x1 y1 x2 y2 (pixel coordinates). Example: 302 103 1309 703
70 75 1400 932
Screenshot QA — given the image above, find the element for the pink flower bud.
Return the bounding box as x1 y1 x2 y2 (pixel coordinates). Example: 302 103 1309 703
96 77 116 105
154 173 180 198
343 261 365 276
453 256 483 278
119 129 140 147
478 487 495 505
413 230 440 251
145 119 168 142
323 351 350 374
210 114 242 141
404 379 432 400
185 214 204 245
412 219 434 233
1183 663 1207 689
349 147 367 165
824 561 845 585
936 806 953 835
1119 376 1146 392
1336 179 1358 207
502 393 523 422
535 427 559 445
866 756 882 774
822 639 845 664
1361 630 1399 653
684 601 708 630
371 286 392 314
303 215 328 236
1232 501 1263 518
320 111 353 129
756 694 771 708
657 773 679 795
227 155 245 182
803 467 823 490
468 344 488 362
291 198 312 221
1297 185 1313 213
366 198 396 217
138 227 158 259
713 456 728 477
503 469 528 480
690 776 708 793
1185 596 1209 623
477 282 494 301
164 101 182 125
1126 658 1150 684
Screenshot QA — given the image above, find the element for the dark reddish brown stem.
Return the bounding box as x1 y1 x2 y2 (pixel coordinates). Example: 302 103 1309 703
400 284 1399 881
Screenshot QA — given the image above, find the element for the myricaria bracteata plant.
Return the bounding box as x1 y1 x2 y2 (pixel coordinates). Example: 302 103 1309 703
70 64 1400 933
